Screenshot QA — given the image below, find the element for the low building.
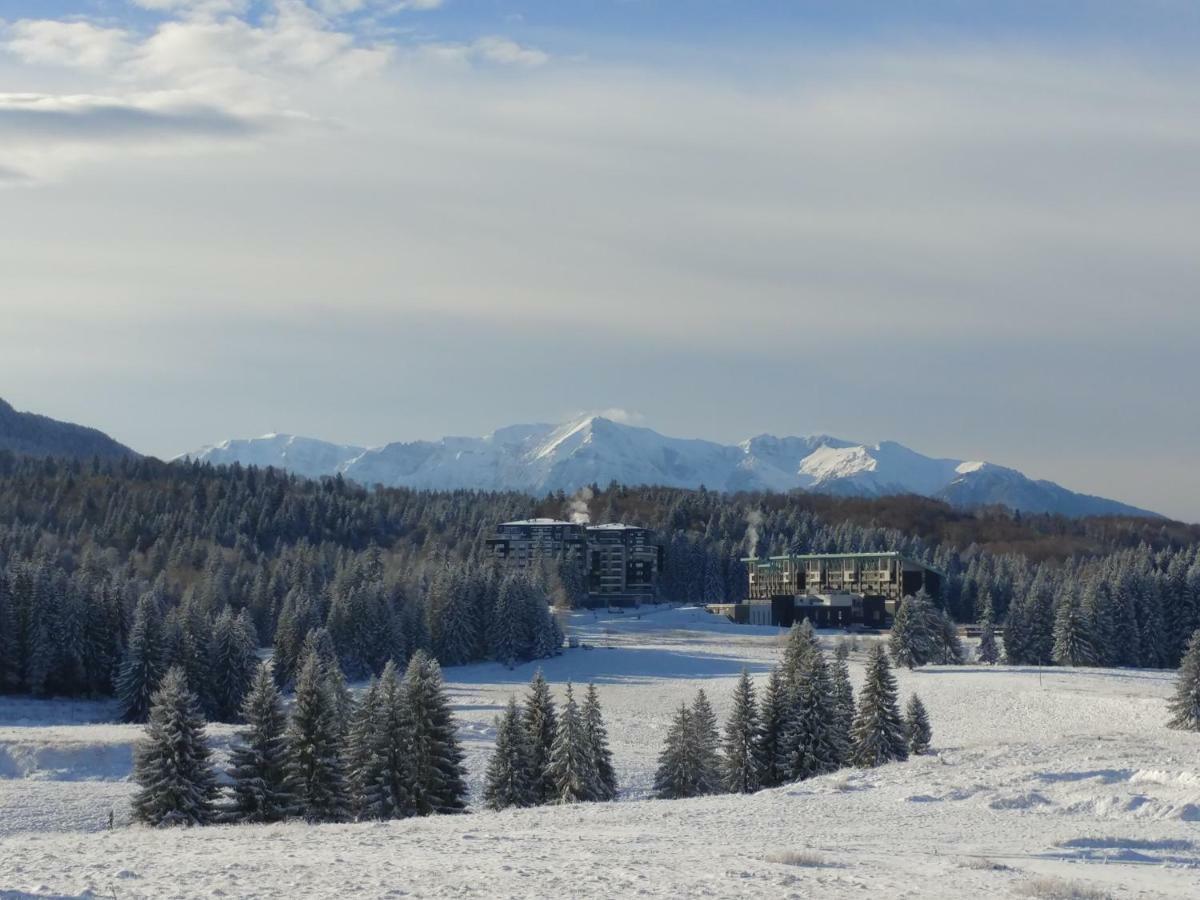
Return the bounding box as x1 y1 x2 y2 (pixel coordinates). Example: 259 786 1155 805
707 551 943 628
486 519 662 607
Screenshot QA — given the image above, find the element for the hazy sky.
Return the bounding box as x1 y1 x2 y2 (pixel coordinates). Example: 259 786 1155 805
1 2 1198 520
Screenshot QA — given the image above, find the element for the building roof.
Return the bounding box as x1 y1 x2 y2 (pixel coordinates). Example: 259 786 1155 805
498 518 580 527
586 523 645 531
740 551 944 576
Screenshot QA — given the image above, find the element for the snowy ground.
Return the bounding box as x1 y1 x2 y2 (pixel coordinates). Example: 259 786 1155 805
2 605 1199 898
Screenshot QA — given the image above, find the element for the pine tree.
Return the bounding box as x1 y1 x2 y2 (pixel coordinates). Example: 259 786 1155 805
1052 592 1095 667
781 619 819 682
653 703 697 799
345 676 383 817
850 644 909 767
403 650 467 815
131 667 219 826
935 610 965 665
483 696 535 810
118 591 166 724
756 667 789 788
522 669 558 804
1167 628 1200 732
829 643 855 767
781 647 842 781
721 668 763 794
211 606 258 722
227 661 296 823
890 592 938 669
580 683 618 801
357 661 414 820
905 694 932 755
690 689 722 795
546 683 592 803
285 649 350 822
978 620 999 665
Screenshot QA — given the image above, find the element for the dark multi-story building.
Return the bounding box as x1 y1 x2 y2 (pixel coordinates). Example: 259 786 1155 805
707 551 942 628
486 519 661 606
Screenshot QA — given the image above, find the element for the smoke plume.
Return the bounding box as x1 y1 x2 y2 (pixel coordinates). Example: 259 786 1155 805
745 509 763 558
567 487 593 524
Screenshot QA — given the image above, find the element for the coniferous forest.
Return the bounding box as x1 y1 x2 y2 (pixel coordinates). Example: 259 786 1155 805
1 451 1200 716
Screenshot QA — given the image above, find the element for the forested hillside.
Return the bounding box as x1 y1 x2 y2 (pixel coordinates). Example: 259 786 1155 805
1 452 1198 711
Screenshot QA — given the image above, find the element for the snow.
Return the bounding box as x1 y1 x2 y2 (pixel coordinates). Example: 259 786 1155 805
3 607 1198 897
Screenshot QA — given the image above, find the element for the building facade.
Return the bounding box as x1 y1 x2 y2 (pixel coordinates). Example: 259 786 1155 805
486 519 662 606
707 551 943 628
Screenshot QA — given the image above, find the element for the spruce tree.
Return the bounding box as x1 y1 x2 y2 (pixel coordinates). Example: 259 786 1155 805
118 591 166 724
756 667 789 788
483 696 535 810
285 649 350 822
905 694 932 755
782 647 842 781
721 668 763 794
653 703 697 799
211 606 258 722
403 650 467 815
581 683 618 801
1052 593 1095 667
690 689 722 795
978 620 999 665
829 643 855 767
131 666 219 826
345 676 383 817
890 592 938 669
850 644 909 767
782 619 819 682
546 683 592 804
227 661 296 823
358 661 414 820
522 669 558 804
1167 628 1200 731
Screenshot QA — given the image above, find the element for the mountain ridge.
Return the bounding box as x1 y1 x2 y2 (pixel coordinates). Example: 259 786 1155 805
178 414 1160 519
0 397 138 463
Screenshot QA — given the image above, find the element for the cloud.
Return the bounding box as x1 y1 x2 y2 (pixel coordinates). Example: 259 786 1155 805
0 92 266 140
425 35 549 68
5 19 133 69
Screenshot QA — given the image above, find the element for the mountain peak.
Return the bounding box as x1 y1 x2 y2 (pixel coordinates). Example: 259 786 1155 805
178 416 1161 519
0 397 137 463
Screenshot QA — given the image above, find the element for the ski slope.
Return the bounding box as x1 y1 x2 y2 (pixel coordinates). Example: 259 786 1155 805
2 606 1199 898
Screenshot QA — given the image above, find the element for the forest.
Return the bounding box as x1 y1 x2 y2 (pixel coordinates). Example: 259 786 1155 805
1 451 1199 713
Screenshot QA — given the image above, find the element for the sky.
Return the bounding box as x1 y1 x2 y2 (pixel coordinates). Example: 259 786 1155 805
0 1 1198 521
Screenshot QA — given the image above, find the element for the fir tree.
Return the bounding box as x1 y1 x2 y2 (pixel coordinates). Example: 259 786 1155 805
131 667 219 826
690 689 723 795
285 649 350 822
357 661 414 820
653 703 697 799
978 620 999 665
756 667 789 788
545 683 592 804
781 619 819 682
581 683 618 801
905 694 932 755
850 644 909 767
889 591 938 669
1052 592 1095 667
782 647 842 781
721 668 763 794
345 676 382 817
829 643 855 767
210 606 258 722
403 650 467 814
935 610 965 665
226 661 296 823
522 669 558 804
483 696 535 810
118 591 166 724
1167 628 1200 732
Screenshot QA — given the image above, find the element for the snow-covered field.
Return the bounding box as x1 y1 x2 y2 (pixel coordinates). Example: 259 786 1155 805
3 605 1199 898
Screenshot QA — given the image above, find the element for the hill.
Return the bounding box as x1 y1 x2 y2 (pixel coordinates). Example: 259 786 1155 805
0 397 137 462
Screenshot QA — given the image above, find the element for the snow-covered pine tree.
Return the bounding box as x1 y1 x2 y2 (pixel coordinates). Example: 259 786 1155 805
756 667 789 788
432 568 479 667
226 661 296 823
782 646 842 781
905 694 932 755
721 668 763 794
358 660 414 820
325 661 355 739
403 650 467 815
977 599 999 666
344 676 382 817
1052 591 1095 667
546 683 592 803
829 643 855 767
690 688 723 795
581 683 618 801
118 590 166 723
131 666 219 826
781 618 819 683
935 610 965 665
850 643 909 767
491 574 525 667
483 696 535 810
889 591 938 669
653 702 696 799
1167 628 1200 731
522 669 558 804
210 606 258 722
285 648 350 822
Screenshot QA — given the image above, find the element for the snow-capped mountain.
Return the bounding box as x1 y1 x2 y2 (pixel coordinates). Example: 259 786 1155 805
177 415 1159 518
